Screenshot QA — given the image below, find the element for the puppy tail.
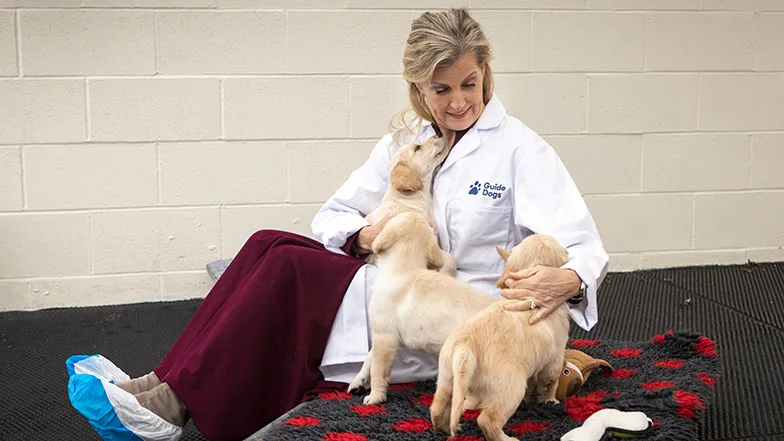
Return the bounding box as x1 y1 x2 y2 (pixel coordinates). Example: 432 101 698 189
449 344 476 437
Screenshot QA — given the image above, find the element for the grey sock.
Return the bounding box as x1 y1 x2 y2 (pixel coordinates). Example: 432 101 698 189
135 383 188 427
116 371 162 395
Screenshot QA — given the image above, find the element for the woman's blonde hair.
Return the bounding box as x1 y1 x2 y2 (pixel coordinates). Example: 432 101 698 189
392 8 494 141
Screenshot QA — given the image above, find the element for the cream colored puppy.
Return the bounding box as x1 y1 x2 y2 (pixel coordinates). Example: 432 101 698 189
430 235 571 441
364 136 456 275
354 212 497 404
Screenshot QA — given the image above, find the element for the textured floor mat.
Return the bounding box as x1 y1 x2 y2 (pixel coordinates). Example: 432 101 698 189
1 262 782 441
254 331 719 441
0 300 209 441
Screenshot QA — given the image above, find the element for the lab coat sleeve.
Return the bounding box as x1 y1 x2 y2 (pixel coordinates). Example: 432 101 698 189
512 139 609 331
311 134 394 253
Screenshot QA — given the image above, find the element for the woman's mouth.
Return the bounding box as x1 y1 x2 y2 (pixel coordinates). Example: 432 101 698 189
447 108 470 119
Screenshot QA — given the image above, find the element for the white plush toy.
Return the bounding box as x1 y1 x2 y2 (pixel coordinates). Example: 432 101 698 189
561 408 653 441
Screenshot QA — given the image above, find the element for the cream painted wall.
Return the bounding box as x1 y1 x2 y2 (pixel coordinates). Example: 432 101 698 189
1 0 783 311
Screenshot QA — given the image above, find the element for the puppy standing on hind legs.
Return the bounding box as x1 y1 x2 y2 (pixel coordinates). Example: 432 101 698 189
431 234 571 441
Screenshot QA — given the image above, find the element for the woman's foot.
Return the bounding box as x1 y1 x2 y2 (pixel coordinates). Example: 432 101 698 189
135 383 188 427
66 354 183 441
116 371 162 395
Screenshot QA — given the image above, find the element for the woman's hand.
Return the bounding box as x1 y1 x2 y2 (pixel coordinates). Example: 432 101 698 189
500 266 581 325
355 215 395 255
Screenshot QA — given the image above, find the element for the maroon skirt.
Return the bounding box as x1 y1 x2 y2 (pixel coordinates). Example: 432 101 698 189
154 230 365 441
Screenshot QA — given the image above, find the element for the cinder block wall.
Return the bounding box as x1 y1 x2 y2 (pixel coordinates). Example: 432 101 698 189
1 0 783 311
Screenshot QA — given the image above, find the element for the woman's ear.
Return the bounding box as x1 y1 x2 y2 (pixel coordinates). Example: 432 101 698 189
389 162 424 193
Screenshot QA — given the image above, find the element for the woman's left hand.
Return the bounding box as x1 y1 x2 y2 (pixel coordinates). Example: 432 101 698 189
500 266 581 325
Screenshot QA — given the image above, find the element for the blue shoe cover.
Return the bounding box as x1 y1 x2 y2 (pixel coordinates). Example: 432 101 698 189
67 355 182 441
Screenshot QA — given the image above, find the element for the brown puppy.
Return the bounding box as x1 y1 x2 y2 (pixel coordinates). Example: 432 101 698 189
430 235 571 441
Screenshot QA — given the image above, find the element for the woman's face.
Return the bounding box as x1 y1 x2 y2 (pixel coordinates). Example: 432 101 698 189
417 53 486 133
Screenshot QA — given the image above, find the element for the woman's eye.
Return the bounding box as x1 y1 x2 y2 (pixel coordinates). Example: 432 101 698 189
463 83 476 88
434 88 447 95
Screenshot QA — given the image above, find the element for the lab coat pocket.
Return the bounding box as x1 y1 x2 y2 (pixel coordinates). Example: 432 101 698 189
446 201 512 273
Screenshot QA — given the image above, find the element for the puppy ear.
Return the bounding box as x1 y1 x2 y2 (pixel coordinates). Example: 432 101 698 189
496 269 510 289
496 246 511 261
390 162 424 193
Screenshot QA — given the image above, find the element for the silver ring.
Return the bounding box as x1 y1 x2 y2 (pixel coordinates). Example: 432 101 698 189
529 299 537 310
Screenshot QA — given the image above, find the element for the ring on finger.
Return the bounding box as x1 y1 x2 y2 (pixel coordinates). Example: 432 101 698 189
529 299 537 310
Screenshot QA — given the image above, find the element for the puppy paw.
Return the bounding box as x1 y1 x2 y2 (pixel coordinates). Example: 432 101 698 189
347 376 369 394
438 252 457 277
431 412 450 432
431 420 449 433
363 392 387 405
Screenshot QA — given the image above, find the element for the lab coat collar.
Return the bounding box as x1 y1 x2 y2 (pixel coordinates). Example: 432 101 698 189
475 93 506 130
436 94 506 173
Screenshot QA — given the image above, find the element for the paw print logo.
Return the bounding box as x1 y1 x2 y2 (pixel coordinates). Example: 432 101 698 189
468 181 481 195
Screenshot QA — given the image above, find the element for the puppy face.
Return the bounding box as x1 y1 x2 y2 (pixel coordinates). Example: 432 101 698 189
389 136 448 193
495 235 569 288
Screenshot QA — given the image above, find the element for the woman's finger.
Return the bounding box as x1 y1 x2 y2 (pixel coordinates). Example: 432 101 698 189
501 288 532 300
503 299 534 311
506 267 538 281
528 307 550 326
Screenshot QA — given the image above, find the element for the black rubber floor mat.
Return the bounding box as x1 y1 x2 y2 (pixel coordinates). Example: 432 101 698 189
1 262 783 441
642 263 784 331
0 300 209 441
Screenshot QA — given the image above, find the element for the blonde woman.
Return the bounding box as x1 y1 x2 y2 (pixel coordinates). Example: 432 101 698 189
67 8 608 441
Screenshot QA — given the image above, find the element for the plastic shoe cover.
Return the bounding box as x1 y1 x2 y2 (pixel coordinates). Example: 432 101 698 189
67 355 183 441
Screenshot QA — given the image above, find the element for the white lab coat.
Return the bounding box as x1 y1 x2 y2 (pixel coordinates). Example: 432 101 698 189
311 94 609 384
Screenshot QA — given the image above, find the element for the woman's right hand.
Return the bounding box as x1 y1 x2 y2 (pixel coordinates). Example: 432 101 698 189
355 215 395 255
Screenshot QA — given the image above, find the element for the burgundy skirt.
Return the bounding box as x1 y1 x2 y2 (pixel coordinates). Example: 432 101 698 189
154 230 365 441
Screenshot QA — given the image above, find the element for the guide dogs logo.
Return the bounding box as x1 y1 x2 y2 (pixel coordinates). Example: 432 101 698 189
468 181 507 200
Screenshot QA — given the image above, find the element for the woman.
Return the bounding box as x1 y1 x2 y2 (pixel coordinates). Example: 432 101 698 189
67 8 608 441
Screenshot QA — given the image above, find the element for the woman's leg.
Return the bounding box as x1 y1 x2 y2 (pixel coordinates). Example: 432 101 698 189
69 230 363 441
153 230 364 441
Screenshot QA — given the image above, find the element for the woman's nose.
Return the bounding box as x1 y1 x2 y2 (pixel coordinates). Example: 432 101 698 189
450 94 466 110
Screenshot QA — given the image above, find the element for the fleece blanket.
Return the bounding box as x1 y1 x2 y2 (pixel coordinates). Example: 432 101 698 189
258 330 719 441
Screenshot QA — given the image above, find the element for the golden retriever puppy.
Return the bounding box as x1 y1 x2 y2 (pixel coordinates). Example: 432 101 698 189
430 235 571 441
354 212 497 404
364 135 456 275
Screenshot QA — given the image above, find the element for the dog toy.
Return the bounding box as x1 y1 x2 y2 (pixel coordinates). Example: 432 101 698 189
556 349 613 401
561 408 653 441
